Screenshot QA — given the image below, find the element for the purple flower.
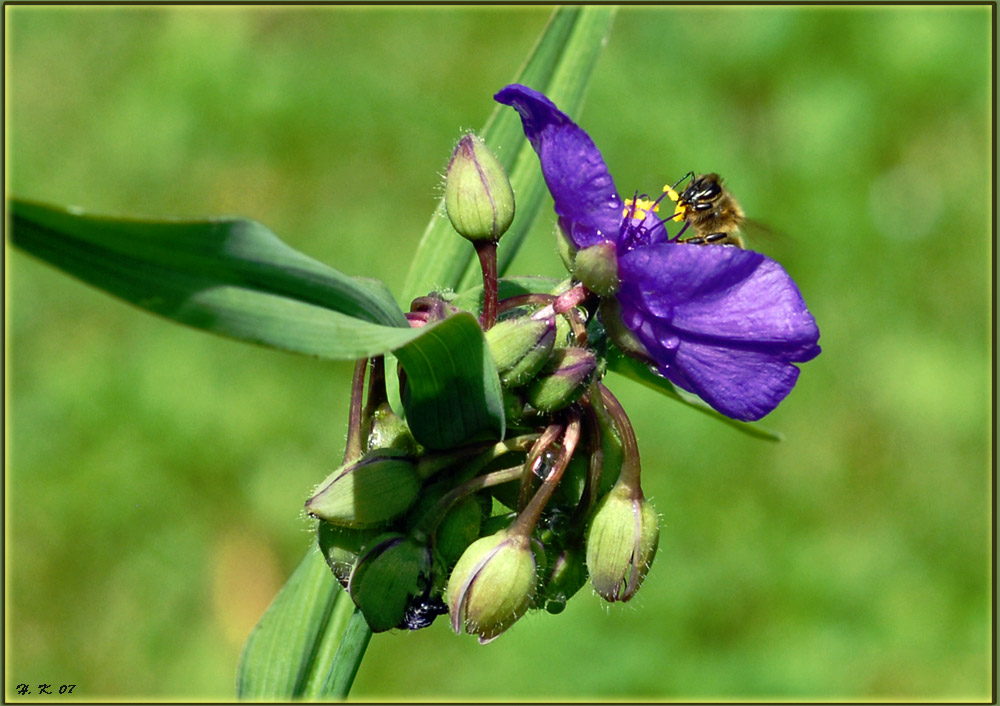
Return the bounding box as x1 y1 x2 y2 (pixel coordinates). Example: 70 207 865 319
495 84 820 422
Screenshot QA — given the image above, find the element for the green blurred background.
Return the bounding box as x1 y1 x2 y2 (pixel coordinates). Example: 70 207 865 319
6 5 992 701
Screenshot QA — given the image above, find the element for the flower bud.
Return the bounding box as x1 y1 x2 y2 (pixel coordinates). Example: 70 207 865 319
435 495 483 567
364 402 418 456
317 521 381 588
585 482 660 602
305 452 421 528
485 316 556 387
572 241 619 296
444 133 515 243
446 530 537 643
349 533 430 632
539 546 588 614
598 298 653 363
555 226 578 272
502 388 526 423
526 347 598 412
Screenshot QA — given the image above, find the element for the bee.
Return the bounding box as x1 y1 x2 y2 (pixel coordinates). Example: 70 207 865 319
667 172 746 248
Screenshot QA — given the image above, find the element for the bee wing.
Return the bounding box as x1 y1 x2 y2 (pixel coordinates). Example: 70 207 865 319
741 218 783 243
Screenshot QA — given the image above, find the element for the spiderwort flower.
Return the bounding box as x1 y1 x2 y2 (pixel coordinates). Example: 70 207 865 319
495 84 821 421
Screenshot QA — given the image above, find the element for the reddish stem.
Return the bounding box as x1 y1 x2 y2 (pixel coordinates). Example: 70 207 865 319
344 357 368 464
498 292 557 314
597 383 643 496
475 240 499 330
509 411 582 539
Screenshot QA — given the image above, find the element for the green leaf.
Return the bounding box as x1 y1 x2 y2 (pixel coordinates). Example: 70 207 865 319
396 312 505 450
237 547 365 700
605 345 784 442
402 6 618 303
11 199 406 327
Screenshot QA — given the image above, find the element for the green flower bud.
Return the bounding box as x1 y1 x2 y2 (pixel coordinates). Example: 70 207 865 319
598 298 653 363
435 495 483 567
444 133 515 243
447 530 537 643
526 347 598 412
540 546 588 614
364 402 418 456
572 241 619 296
585 482 660 602
485 316 556 387
554 313 574 348
555 226 578 272
305 452 421 528
317 521 382 588
502 388 526 423
349 533 430 632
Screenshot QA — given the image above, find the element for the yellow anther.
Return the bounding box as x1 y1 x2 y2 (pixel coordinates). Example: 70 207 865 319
663 185 681 202
622 197 659 221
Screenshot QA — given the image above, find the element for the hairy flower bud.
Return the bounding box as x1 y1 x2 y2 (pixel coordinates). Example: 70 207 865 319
364 402 418 456
445 133 515 243
572 241 619 296
305 452 421 528
526 347 598 412
317 521 382 587
585 482 660 602
539 545 588 614
485 316 556 387
349 533 430 632
446 530 537 643
435 495 484 567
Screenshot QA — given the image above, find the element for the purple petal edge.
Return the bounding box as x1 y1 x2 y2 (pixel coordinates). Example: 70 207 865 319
495 84 622 249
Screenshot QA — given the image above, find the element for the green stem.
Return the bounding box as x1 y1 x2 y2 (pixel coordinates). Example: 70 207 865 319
413 464 528 540
319 607 373 698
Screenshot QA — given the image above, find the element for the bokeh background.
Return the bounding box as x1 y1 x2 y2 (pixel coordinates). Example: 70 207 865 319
6 5 992 701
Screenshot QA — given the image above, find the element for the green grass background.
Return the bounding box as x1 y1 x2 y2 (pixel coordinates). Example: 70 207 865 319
6 5 992 701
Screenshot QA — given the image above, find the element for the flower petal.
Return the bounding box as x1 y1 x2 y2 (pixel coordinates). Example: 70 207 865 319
616 243 821 420
495 84 622 249
669 340 805 421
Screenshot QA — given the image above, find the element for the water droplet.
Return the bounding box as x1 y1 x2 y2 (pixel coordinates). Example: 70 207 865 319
659 334 680 351
531 449 558 479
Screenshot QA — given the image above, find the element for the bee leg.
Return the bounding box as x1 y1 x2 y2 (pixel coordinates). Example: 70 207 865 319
678 231 724 245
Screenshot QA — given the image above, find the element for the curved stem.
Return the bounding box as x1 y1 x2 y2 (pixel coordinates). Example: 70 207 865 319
509 411 582 539
597 383 642 495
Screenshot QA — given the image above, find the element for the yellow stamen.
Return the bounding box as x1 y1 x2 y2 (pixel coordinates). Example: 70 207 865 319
662 185 686 221
622 197 659 221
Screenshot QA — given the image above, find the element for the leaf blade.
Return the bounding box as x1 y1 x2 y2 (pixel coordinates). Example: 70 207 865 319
236 548 346 700
395 312 505 450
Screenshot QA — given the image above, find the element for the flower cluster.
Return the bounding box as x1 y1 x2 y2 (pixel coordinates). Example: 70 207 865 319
495 84 821 421
306 86 820 642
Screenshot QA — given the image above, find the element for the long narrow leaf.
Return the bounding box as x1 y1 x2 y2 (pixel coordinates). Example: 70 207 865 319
236 548 345 700
11 199 407 328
